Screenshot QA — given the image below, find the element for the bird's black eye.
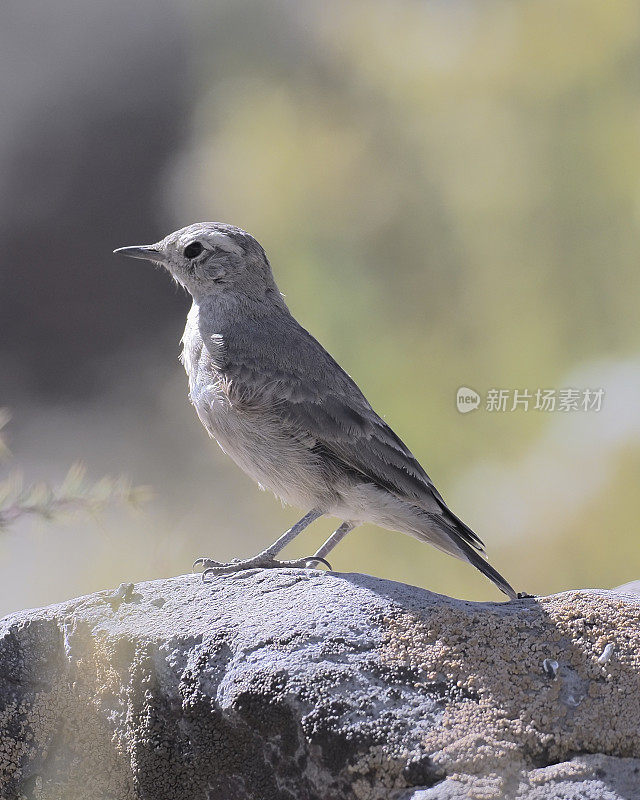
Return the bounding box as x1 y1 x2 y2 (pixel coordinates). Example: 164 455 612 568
183 241 204 259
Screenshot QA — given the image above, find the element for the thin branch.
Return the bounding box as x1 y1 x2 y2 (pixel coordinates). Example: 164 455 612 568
0 409 151 532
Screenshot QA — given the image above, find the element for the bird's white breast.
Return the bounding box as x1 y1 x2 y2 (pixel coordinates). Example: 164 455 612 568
181 305 228 438
180 305 329 509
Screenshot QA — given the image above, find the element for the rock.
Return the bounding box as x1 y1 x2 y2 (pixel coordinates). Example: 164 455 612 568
1 570 639 800
614 579 640 596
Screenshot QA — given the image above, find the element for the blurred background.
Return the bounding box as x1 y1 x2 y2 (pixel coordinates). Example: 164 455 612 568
1 0 639 615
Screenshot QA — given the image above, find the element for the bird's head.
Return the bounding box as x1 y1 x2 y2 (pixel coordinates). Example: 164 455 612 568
114 222 280 304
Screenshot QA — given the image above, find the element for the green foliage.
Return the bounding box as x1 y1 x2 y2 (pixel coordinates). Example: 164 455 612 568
0 411 149 532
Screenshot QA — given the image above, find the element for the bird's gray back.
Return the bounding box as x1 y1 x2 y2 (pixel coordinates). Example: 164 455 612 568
181 303 340 509
181 300 463 521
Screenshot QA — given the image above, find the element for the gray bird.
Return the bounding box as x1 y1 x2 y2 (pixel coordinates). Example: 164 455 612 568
115 223 517 599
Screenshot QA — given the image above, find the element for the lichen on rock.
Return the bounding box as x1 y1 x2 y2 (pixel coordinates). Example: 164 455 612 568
0 570 638 800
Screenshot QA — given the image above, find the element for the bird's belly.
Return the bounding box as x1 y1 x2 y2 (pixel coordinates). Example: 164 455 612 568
192 391 327 509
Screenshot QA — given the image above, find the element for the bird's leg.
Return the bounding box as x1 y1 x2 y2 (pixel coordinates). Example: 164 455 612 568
194 508 324 577
305 521 355 568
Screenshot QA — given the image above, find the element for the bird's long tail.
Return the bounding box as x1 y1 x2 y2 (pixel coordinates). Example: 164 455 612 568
450 533 517 600
412 502 517 600
433 508 517 600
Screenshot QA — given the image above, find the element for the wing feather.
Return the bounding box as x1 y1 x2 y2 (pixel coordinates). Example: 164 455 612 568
218 312 484 551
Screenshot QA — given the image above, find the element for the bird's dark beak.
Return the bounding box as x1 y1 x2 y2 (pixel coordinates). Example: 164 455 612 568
113 245 163 262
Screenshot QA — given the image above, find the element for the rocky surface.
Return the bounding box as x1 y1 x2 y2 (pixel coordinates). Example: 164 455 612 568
1 570 639 800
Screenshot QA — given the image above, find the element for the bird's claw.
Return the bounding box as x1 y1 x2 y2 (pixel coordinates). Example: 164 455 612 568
192 556 225 573
272 556 332 570
192 554 332 580
303 555 333 570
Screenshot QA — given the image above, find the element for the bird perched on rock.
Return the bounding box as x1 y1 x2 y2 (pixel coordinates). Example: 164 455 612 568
115 223 517 599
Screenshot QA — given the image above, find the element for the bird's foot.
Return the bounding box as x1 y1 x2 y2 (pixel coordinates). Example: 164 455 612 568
193 554 332 580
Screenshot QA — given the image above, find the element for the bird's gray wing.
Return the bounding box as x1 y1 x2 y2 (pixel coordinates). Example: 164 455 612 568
284 394 484 552
218 313 484 551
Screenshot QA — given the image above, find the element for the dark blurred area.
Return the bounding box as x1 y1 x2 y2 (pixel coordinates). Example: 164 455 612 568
0 0 189 401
